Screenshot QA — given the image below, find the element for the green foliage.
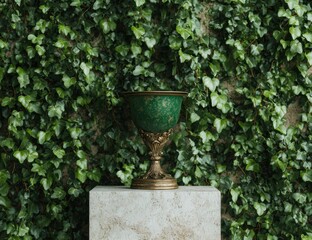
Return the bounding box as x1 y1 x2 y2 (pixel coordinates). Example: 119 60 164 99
0 0 311 239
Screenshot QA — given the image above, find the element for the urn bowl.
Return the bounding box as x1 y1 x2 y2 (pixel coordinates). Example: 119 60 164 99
123 91 187 133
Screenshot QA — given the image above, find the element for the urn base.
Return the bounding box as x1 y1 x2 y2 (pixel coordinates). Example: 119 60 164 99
131 178 178 190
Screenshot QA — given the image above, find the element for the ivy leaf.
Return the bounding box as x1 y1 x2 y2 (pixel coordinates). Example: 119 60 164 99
80 62 92 76
53 148 65 159
289 26 301 39
1 97 14 106
154 63 165 73
176 26 193 39
288 16 299 25
251 44 264 56
0 183 9 197
290 40 302 54
39 5 49 13
69 127 82 139
305 52 312 65
212 50 227 62
100 20 116 34
190 112 200 123
88 168 101 182
280 39 288 49
40 177 52 190
210 92 219 107
76 169 87 183
301 170 312 182
18 95 32 109
93 0 102 10
253 202 267 216
213 118 227 133
179 49 192 63
209 62 221 76
117 170 132 185
182 176 192 185
11 13 21 23
294 5 305 17
26 46 36 59
195 166 203 178
169 35 181 50
48 101 65 119
133 65 145 76
14 0 21 6
278 8 291 18
31 163 46 176
76 158 87 170
77 150 87 159
68 187 81 197
131 43 142 57
55 38 68 48
199 131 207 143
0 39 8 49
58 24 71 36
27 151 38 163
200 131 216 143
16 67 30 88
131 26 145 39
292 193 306 204
0 138 15 149
62 75 76 88
216 164 226 173
0 170 10 184
37 131 47 144
0 196 11 208
145 37 156 48
284 202 293 212
210 92 230 113
51 187 66 200
245 158 260 172
285 0 299 10
70 0 81 7
13 150 28 163
203 76 219 92
35 45 45 56
115 45 129 57
199 47 211 59
34 19 50 33
134 0 145 7
9 110 24 128
230 188 240 203
303 32 312 43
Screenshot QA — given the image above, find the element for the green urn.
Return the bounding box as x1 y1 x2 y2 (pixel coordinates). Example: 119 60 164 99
123 91 187 189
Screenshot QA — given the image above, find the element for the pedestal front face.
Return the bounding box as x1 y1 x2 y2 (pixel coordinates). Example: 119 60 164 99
89 186 221 240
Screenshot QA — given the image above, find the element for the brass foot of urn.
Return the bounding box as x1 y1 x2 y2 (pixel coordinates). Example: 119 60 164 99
123 91 187 190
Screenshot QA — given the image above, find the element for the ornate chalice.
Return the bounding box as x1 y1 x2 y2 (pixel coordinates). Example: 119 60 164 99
123 91 187 190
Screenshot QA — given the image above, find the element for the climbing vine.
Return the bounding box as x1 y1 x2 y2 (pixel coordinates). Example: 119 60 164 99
0 0 311 239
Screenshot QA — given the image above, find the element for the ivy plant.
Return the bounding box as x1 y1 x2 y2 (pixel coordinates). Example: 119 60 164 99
0 0 311 239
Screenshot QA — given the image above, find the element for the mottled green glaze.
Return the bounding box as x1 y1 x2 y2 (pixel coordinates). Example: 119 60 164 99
125 91 187 133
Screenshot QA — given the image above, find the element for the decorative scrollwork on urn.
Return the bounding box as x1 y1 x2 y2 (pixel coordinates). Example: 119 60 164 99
139 129 173 180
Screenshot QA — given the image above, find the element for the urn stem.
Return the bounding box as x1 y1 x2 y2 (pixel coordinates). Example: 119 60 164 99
139 129 173 180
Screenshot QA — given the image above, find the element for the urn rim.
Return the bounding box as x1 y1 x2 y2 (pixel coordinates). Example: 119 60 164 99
122 91 187 97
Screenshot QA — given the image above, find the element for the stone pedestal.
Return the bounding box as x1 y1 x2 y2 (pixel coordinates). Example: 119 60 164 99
89 186 221 240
